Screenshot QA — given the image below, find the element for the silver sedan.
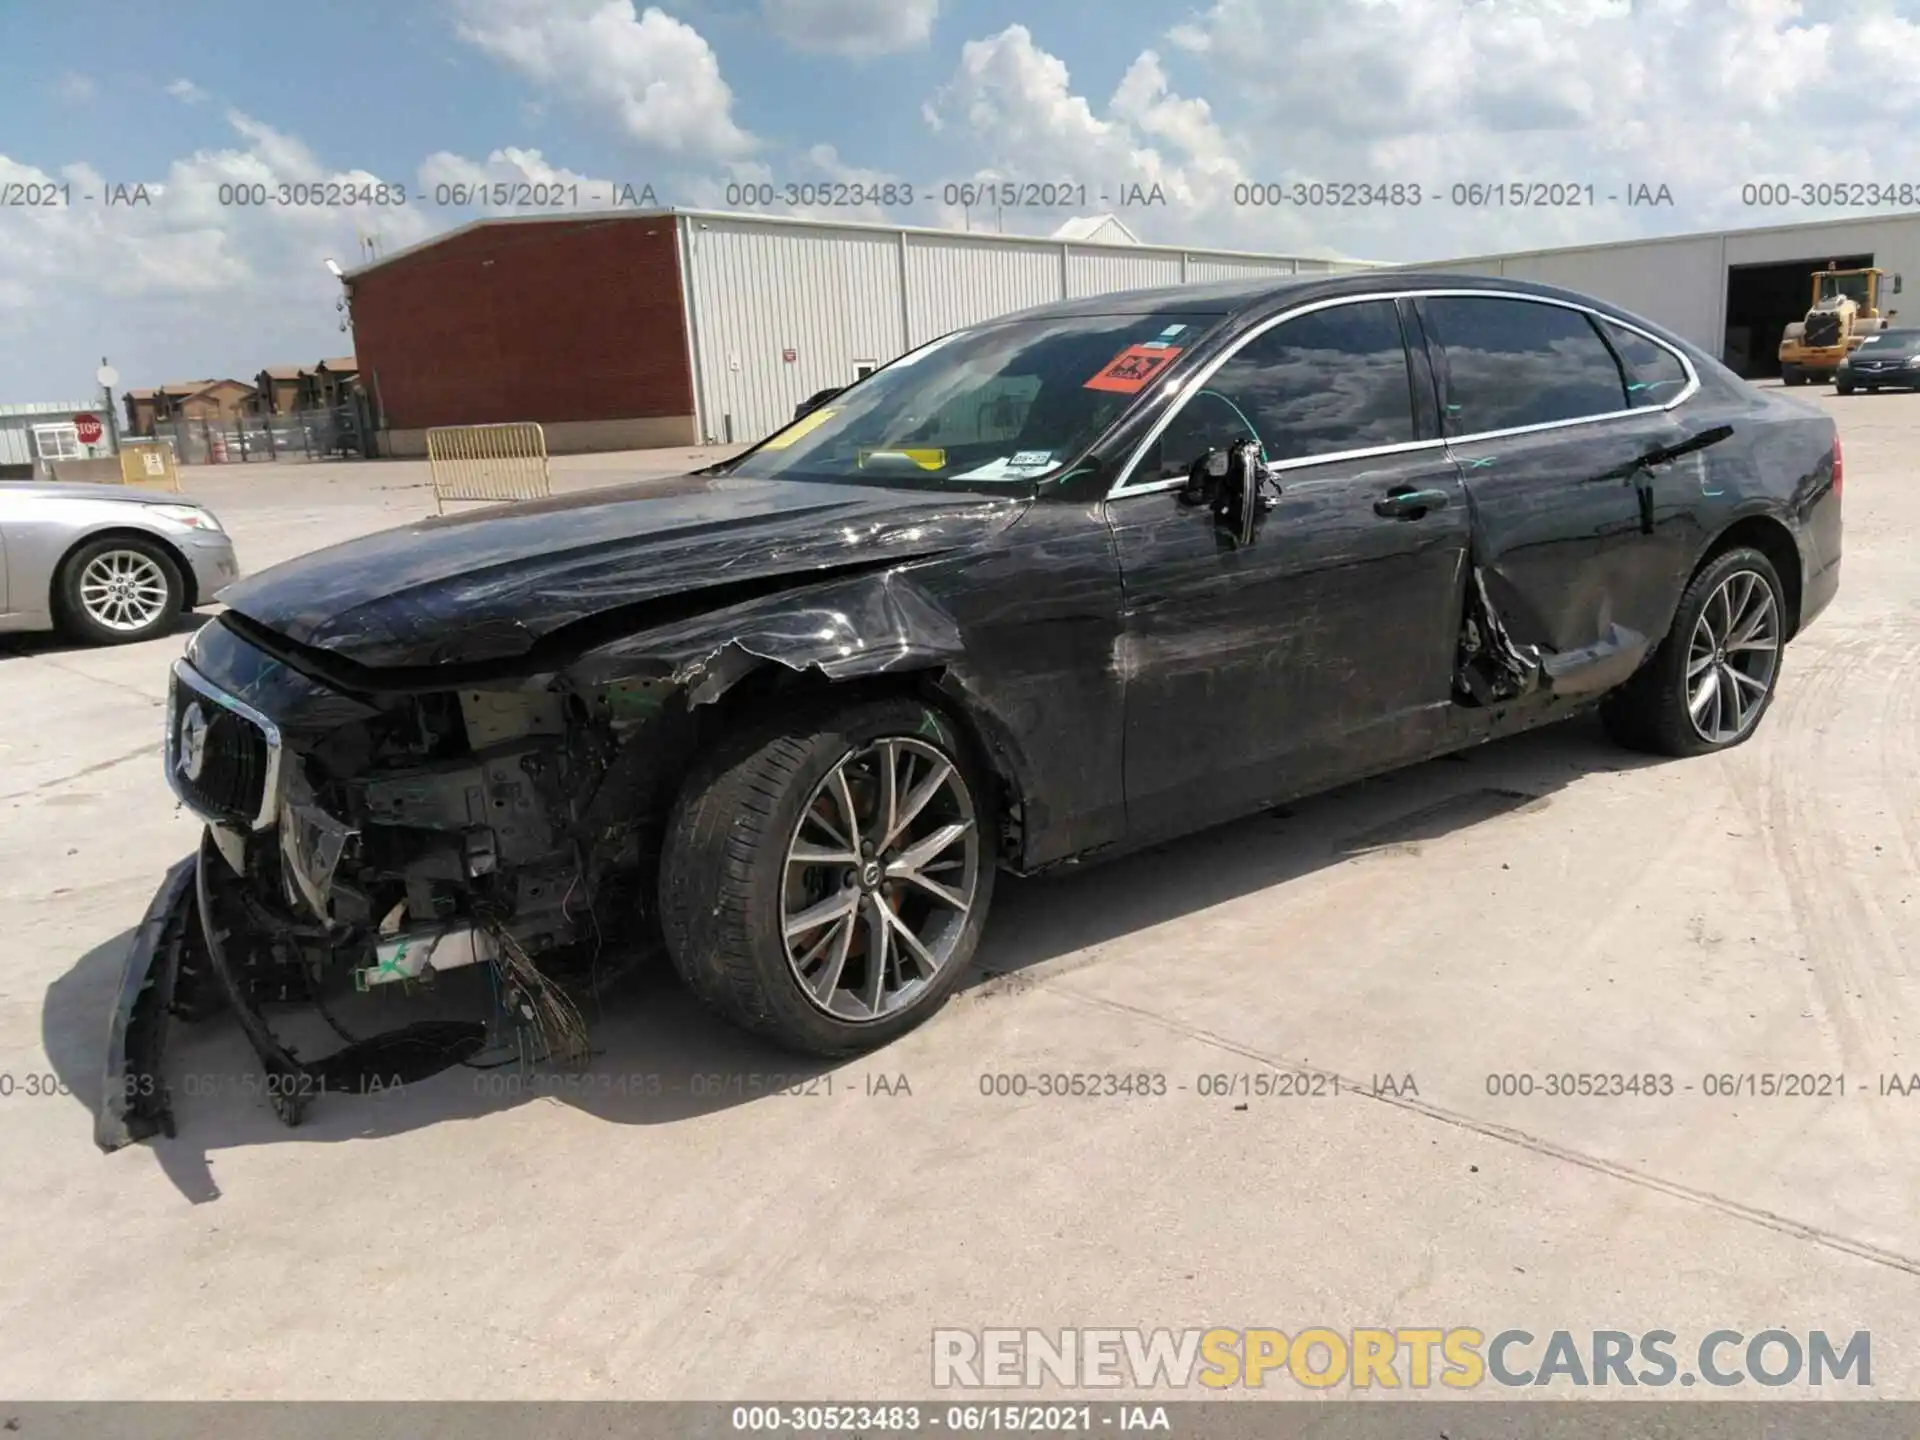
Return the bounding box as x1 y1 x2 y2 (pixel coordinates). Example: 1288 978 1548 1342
0 482 239 646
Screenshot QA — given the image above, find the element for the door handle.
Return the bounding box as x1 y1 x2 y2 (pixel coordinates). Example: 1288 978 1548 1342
1374 487 1451 519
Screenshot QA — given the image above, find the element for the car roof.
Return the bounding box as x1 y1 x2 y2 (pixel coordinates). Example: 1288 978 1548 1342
976 269 1706 365
984 270 1635 324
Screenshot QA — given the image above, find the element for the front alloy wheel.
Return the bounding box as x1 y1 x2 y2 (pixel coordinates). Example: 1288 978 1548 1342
781 737 981 1022
660 696 995 1056
58 535 184 646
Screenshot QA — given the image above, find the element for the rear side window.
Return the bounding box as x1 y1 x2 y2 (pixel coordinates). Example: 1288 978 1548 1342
1423 296 1629 434
1594 318 1690 407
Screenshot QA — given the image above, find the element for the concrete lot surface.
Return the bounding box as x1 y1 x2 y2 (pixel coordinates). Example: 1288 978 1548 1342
1 401 1915 1399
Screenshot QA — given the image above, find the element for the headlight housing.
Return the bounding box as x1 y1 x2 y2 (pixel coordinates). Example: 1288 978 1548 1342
147 503 223 533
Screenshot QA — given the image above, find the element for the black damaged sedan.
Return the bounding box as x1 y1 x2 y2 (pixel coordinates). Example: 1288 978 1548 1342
105 271 1842 1143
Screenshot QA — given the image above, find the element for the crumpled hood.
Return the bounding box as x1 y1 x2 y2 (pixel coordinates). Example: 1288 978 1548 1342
216 471 1027 667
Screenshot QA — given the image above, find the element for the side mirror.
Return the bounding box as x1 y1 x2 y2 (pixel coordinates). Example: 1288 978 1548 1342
1221 439 1273 547
1177 448 1229 508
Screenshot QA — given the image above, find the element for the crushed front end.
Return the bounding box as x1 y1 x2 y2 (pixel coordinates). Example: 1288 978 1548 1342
99 614 686 1148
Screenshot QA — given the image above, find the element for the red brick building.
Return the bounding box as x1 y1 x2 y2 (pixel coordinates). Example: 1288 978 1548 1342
343 212 697 455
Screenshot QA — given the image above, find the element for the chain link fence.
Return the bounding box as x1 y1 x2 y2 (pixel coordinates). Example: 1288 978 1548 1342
146 397 378 466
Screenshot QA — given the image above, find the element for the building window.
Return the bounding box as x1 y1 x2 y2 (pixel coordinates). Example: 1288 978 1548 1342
854 362 878 380
32 424 84 461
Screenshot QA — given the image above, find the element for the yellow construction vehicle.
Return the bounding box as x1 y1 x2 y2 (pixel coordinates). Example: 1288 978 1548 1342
1778 263 1904 385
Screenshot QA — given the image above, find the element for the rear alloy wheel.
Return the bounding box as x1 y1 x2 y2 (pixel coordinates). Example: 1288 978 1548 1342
660 696 995 1055
58 535 183 646
1600 547 1785 757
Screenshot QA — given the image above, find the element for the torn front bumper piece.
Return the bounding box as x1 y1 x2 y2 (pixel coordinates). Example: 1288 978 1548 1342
96 829 490 1151
95 854 201 1153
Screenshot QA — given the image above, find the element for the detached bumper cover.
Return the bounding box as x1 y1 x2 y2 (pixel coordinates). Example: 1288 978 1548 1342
96 854 198 1152
97 832 491 1149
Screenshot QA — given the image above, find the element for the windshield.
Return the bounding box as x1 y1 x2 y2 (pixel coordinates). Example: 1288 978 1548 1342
723 313 1221 490
1815 272 1871 307
1858 328 1920 352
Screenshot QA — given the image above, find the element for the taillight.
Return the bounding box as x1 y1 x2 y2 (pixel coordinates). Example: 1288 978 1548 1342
1832 433 1843 497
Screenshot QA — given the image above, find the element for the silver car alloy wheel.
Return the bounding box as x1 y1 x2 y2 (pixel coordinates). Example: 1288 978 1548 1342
779 736 980 1023
78 548 171 632
1686 569 1780 745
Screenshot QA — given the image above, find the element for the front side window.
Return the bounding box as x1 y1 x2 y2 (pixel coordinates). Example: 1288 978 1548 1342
1142 299 1416 480
724 311 1218 491
1595 318 1690 407
1423 296 1629 434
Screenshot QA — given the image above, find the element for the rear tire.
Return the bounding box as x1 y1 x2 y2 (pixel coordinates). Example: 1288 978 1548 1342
56 535 183 646
1601 547 1786 758
659 695 996 1057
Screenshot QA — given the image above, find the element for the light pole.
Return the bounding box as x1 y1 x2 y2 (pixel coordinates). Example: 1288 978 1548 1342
97 359 121 454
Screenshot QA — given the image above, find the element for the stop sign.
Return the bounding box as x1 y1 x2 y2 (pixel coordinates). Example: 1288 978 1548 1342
73 414 103 445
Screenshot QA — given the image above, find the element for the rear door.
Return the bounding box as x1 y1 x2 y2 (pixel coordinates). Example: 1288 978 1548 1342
1415 293 1699 695
1109 297 1470 838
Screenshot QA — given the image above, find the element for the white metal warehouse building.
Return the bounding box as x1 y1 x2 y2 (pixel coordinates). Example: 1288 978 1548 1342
1419 209 1920 379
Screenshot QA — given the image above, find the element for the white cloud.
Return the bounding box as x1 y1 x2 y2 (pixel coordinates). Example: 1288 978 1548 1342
922 26 1260 243
762 0 941 57
165 78 209 104
0 114 435 394
921 4 1920 261
453 0 754 158
416 146 612 214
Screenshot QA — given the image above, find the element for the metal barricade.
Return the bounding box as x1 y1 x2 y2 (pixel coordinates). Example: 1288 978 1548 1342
426 422 551 513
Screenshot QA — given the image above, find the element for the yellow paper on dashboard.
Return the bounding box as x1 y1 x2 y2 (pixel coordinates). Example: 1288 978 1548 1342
761 408 837 450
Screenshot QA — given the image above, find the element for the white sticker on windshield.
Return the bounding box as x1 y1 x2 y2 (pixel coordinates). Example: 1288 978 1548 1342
952 454 1057 481
1159 324 1188 337
1861 334 1881 344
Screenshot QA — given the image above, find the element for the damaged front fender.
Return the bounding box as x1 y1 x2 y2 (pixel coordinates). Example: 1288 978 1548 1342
565 564 968 706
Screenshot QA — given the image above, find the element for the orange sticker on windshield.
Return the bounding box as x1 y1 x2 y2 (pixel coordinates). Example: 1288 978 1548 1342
1084 344 1183 394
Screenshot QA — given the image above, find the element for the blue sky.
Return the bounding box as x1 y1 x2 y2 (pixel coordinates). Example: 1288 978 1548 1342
4 0 1920 399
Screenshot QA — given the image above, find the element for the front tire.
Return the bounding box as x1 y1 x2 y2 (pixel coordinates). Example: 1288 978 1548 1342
659 695 996 1056
1600 547 1786 757
1780 364 1803 386
56 535 184 645
1836 379 1855 395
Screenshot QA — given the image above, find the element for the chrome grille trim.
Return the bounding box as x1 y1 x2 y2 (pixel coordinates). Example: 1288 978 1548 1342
164 658 286 832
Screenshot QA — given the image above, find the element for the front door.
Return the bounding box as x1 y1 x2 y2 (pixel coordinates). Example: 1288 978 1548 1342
1110 297 1471 839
